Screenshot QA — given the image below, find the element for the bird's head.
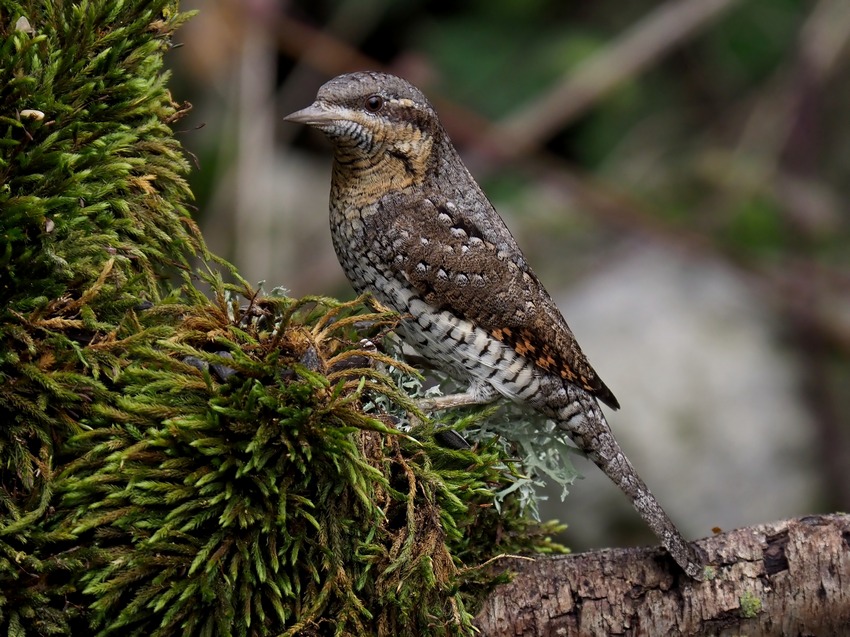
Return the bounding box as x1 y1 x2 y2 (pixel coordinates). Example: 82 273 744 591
285 72 443 178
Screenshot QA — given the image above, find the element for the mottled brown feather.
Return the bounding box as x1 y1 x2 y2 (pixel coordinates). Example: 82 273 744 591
370 191 620 410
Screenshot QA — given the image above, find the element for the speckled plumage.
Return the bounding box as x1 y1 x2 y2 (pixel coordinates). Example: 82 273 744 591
285 71 703 580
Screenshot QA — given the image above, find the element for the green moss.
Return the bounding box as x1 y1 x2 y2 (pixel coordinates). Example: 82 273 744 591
0 2 562 635
739 590 762 619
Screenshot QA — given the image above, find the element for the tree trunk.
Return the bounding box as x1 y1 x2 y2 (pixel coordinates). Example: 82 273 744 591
475 513 850 636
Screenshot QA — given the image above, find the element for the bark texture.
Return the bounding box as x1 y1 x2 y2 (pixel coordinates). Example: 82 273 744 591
475 513 850 636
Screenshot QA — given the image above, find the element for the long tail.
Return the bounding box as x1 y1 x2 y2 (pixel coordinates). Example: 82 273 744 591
555 388 704 580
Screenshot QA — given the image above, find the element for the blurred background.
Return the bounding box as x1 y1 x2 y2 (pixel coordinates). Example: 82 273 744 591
168 0 850 553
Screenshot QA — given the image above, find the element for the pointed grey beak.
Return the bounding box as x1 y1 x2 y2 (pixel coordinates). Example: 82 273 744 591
283 102 338 126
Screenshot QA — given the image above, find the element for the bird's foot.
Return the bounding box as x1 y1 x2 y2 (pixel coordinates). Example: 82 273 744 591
417 382 499 412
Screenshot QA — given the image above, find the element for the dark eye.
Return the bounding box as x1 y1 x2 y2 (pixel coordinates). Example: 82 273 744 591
364 95 384 112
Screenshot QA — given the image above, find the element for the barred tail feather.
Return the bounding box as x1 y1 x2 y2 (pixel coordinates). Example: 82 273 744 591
556 391 704 581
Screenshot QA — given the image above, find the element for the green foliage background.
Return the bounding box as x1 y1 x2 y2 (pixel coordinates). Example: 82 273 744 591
0 2 561 635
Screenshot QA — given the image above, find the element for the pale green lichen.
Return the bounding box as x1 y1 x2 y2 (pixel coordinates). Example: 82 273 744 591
739 590 763 618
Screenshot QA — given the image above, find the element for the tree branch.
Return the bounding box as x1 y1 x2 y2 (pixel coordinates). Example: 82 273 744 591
489 0 744 159
475 513 850 636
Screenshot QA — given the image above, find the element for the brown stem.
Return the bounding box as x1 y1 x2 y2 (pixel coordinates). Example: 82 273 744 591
475 514 850 636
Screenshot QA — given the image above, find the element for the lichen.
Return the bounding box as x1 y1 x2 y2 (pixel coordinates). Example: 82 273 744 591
739 590 763 619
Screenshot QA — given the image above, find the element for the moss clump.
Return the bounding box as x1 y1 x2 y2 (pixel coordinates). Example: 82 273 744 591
739 591 762 619
0 2 562 635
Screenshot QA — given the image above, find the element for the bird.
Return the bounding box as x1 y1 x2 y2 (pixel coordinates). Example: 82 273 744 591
284 71 704 580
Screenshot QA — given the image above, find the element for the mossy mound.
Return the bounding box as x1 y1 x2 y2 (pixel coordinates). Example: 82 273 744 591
0 2 562 635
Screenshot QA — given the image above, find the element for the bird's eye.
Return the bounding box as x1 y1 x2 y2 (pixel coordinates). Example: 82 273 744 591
364 95 384 113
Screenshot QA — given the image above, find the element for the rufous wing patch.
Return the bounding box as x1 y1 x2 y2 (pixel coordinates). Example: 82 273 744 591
488 326 596 392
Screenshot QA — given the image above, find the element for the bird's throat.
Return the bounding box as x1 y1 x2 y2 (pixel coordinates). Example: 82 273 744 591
330 149 426 208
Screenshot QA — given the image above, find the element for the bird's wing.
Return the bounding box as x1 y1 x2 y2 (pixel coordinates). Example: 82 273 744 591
369 191 619 409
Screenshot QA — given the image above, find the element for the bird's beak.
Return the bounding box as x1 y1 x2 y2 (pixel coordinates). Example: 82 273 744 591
283 102 338 126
